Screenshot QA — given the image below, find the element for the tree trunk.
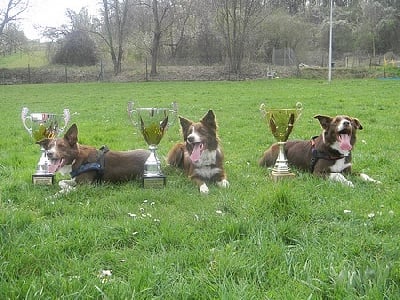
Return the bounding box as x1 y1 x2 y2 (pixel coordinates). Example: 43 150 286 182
151 0 161 76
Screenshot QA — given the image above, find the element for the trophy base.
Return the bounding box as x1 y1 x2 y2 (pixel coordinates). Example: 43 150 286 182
271 171 296 182
142 174 166 189
32 173 54 185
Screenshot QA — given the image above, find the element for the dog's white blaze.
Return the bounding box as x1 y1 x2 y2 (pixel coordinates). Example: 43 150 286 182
187 127 202 143
47 140 58 157
337 118 351 131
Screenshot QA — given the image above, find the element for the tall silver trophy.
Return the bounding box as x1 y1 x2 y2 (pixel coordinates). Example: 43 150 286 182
21 107 70 184
127 101 177 188
260 102 302 181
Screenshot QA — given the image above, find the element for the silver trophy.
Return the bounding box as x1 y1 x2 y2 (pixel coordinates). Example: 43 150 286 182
127 101 177 188
260 102 303 181
21 107 70 184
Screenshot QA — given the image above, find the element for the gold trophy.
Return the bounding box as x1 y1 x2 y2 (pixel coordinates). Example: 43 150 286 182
127 101 177 188
21 107 70 184
260 102 302 181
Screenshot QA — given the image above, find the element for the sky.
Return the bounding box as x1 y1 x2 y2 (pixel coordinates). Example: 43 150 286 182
20 0 100 40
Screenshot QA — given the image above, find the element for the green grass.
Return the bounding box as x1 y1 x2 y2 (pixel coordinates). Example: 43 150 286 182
0 49 48 69
1 79 399 299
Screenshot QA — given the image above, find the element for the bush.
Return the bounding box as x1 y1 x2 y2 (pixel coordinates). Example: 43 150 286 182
52 31 98 66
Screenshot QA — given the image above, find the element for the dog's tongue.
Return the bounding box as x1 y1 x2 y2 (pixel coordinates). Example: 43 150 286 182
47 159 63 173
190 143 203 162
338 134 352 151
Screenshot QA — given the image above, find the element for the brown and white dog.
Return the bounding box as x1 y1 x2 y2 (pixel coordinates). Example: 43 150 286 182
38 124 150 194
167 110 229 194
259 115 381 187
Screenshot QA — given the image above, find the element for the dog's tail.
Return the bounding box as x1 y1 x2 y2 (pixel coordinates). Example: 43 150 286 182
259 144 279 167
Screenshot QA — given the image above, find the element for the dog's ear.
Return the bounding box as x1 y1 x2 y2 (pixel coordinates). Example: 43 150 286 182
179 116 192 132
64 124 78 146
314 115 332 130
352 118 363 130
201 110 217 130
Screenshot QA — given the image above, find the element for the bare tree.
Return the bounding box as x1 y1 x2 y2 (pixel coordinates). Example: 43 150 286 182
0 0 28 36
139 0 174 75
97 0 131 75
213 0 264 74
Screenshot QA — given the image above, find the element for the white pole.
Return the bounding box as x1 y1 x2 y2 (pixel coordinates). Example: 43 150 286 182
328 0 333 82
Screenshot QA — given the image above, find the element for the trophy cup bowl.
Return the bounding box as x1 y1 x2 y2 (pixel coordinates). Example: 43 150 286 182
260 102 302 181
127 101 177 188
21 107 70 184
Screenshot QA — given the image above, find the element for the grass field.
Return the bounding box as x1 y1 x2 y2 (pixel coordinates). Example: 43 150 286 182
0 49 48 69
1 79 399 299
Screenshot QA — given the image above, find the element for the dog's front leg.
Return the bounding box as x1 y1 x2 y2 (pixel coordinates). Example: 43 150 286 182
217 179 229 188
360 173 382 184
329 173 354 187
190 176 209 194
199 183 209 194
59 178 77 194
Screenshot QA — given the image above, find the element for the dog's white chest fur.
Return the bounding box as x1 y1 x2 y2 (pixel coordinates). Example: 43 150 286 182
329 156 351 173
193 149 221 178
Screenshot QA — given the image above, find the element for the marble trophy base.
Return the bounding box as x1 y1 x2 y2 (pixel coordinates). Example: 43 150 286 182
32 173 54 185
270 141 296 182
142 174 166 189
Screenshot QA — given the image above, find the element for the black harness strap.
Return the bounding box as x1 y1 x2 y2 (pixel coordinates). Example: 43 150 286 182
310 136 347 173
70 145 109 183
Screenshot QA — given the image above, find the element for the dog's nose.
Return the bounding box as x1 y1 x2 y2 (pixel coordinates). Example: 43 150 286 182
187 135 195 143
343 120 350 127
47 151 54 159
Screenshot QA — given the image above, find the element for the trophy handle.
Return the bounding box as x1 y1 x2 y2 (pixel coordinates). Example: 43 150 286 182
259 103 266 118
296 102 303 113
168 101 178 126
127 101 138 127
295 102 303 121
59 109 70 134
21 107 33 136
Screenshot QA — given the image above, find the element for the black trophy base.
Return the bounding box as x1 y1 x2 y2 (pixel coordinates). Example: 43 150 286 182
142 174 166 188
32 173 55 185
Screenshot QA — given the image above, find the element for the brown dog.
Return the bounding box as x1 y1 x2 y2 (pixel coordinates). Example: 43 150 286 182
38 124 150 193
259 115 380 187
167 110 229 194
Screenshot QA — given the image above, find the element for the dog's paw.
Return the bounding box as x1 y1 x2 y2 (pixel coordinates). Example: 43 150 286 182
217 179 229 188
199 183 209 194
360 173 382 184
329 173 354 188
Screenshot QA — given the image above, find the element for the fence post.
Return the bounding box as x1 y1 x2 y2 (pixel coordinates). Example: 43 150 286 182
65 64 68 83
145 58 148 81
28 64 31 84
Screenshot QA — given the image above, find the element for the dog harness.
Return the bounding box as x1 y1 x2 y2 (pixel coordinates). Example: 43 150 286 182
310 136 349 173
70 145 109 183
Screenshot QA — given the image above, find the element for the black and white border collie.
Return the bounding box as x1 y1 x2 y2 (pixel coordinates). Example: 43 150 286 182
259 115 381 187
167 110 229 194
